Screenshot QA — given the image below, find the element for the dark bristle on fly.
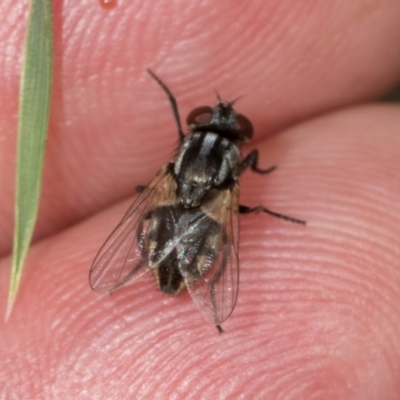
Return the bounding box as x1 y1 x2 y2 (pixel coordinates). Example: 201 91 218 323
89 69 305 334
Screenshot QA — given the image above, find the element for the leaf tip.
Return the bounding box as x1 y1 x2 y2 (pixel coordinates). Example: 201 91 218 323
5 296 15 323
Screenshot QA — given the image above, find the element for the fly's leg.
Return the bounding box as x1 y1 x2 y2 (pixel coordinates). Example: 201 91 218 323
239 149 276 175
239 205 306 225
240 150 306 225
147 69 184 144
136 185 146 193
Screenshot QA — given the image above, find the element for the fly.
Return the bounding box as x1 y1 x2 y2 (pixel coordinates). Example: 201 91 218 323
89 69 306 333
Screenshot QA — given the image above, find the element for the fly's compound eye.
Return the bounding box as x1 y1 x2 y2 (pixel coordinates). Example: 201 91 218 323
235 114 253 140
186 106 213 127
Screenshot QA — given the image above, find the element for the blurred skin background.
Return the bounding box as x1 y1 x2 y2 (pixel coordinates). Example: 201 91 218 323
1 1 400 399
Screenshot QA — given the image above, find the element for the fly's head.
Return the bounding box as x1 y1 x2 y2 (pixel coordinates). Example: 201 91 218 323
187 99 254 143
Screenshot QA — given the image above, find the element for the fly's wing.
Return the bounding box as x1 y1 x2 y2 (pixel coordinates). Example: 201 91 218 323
89 166 177 294
181 185 240 326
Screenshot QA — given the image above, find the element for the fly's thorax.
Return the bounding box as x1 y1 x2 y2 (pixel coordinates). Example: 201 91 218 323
173 132 240 208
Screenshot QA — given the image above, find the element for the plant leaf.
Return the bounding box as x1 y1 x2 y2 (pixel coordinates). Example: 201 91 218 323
7 0 53 319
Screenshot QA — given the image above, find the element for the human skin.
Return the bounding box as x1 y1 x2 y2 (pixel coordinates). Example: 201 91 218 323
1 1 400 399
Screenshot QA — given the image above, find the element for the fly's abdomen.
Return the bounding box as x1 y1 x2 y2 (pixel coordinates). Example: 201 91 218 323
154 250 185 295
146 205 222 295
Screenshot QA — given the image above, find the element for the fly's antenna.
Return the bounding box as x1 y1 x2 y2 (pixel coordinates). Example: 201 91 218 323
229 95 244 107
214 90 243 107
147 69 184 143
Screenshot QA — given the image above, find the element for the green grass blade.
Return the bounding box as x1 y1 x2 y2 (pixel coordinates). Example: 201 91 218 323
7 0 53 319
